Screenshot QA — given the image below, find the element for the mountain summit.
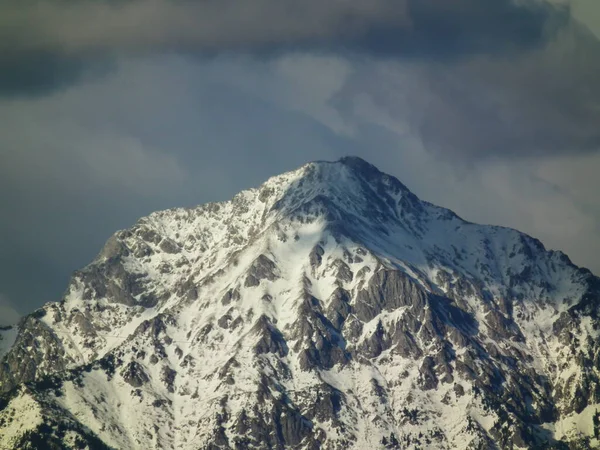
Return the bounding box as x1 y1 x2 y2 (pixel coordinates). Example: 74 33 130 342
1 157 599 449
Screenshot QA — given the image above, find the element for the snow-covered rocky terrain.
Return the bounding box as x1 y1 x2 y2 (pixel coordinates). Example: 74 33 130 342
1 157 599 449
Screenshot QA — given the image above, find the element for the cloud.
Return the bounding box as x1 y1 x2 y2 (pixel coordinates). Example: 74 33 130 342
338 18 600 158
0 51 113 98
573 0 600 37
3 0 560 54
224 54 355 135
0 0 408 63
0 0 565 96
0 108 187 196
0 295 21 326
372 0 566 57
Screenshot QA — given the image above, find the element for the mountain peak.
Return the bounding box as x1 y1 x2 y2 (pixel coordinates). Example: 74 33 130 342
1 157 599 449
305 156 409 190
337 154 383 174
261 157 416 229
265 156 409 193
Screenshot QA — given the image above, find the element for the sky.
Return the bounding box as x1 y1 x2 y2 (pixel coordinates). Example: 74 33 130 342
1 0 599 324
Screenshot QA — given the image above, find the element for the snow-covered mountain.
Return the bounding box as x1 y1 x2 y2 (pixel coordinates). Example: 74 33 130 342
1 157 599 449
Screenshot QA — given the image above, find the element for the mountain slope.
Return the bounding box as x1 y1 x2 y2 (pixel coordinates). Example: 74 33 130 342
1 157 599 449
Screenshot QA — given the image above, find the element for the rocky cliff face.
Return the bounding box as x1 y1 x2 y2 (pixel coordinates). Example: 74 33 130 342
1 157 599 449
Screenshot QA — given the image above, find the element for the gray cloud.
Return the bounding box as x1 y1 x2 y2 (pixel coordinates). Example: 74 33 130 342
2 0 562 54
0 50 113 98
365 0 566 57
0 0 409 54
0 0 564 96
415 22 600 157
339 18 600 158
3 0 594 159
0 295 20 327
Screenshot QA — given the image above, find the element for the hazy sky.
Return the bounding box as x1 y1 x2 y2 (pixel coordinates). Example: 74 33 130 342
1 0 599 324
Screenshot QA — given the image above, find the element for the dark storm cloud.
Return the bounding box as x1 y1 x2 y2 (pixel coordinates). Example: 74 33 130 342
359 0 567 57
0 50 114 98
341 17 600 158
0 52 82 97
0 0 565 96
413 21 600 158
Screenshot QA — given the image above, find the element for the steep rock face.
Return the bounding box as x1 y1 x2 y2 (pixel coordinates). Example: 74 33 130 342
1 157 599 450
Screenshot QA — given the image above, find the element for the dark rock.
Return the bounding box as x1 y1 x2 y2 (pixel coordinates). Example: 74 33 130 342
74 257 157 307
325 288 351 330
137 228 162 245
419 356 439 390
71 311 96 337
244 255 278 287
332 259 353 283
121 361 149 388
358 320 390 358
309 245 325 269
132 241 153 258
273 404 312 446
252 315 288 358
221 289 240 306
292 296 348 369
305 384 344 423
355 266 371 279
217 311 233 329
0 316 69 393
391 330 422 358
218 357 240 381
343 316 363 344
159 238 180 254
454 383 465 397
161 366 177 393
354 270 428 322
135 314 175 340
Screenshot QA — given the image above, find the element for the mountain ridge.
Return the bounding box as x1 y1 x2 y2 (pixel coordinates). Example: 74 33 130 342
1 157 599 449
